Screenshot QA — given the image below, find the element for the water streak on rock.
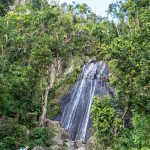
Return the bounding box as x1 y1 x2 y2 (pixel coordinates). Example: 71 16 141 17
61 61 111 141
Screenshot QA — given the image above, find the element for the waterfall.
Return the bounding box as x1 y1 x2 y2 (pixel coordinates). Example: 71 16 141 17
60 61 111 142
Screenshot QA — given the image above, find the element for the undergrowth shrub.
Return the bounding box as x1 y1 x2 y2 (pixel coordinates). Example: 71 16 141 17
0 118 55 150
91 96 117 149
29 127 55 149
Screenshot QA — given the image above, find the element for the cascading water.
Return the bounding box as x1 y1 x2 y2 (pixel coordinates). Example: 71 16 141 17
60 61 112 142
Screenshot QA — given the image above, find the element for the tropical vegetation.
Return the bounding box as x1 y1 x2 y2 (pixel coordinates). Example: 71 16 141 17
0 0 149 149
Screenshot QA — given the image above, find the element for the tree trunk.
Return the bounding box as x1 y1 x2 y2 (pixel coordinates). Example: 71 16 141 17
39 58 62 127
39 63 56 127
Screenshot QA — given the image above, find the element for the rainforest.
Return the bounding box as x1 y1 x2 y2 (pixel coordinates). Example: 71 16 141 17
0 0 150 150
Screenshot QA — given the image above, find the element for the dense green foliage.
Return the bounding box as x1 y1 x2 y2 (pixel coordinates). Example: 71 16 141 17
0 0 110 149
91 0 150 149
0 117 54 149
0 0 149 149
91 96 117 149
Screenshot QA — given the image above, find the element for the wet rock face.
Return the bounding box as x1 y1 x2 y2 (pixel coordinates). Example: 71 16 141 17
47 120 86 150
60 61 112 142
32 146 45 150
